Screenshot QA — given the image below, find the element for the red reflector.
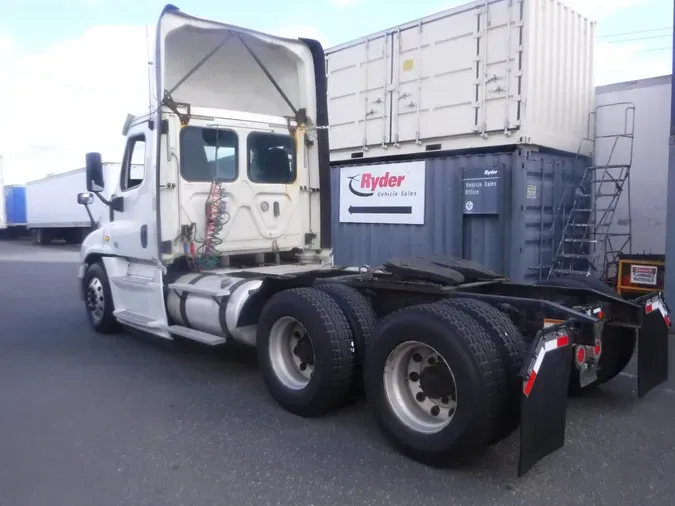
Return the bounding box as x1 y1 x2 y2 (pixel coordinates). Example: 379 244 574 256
665 315 671 327
597 311 604 320
646 304 653 313
523 371 537 397
557 335 570 347
593 339 602 358
576 346 586 365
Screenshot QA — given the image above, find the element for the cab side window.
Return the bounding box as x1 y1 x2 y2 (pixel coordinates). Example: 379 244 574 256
121 135 146 191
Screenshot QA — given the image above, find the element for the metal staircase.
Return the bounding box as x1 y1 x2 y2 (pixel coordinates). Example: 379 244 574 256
548 102 635 281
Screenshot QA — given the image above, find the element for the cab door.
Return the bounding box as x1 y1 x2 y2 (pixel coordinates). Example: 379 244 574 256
102 119 168 336
107 120 158 261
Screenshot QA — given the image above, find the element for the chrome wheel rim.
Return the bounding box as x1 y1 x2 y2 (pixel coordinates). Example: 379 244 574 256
86 277 105 322
383 341 458 434
268 316 315 390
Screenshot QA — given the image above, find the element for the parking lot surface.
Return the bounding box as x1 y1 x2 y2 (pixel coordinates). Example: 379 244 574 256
0 239 674 506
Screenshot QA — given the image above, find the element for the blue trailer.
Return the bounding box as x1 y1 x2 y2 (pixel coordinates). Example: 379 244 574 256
0 184 28 238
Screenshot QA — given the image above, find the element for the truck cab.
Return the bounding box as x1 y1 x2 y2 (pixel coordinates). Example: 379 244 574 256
78 4 332 340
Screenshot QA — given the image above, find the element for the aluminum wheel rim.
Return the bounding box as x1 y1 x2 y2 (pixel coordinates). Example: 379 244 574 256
268 316 315 390
383 341 458 434
87 277 105 322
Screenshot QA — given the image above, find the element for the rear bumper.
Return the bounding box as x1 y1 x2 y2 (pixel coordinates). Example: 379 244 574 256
517 291 670 477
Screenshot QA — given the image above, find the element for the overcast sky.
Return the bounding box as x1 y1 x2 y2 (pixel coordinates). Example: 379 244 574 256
0 0 672 185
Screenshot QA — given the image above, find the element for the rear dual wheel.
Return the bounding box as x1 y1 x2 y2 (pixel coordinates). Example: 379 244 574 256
256 287 357 417
257 289 523 466
364 301 518 466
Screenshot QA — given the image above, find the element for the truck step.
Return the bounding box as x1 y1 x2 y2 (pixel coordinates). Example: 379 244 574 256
114 310 165 329
168 325 227 346
111 275 153 287
168 282 234 298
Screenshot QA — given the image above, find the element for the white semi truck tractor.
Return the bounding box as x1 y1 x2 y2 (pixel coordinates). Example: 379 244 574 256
76 4 671 477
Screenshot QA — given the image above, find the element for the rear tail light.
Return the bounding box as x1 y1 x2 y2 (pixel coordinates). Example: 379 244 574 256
592 338 602 359
575 345 587 367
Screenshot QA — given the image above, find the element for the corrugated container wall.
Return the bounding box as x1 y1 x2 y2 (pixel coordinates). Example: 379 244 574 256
325 0 595 162
331 150 588 283
5 185 27 225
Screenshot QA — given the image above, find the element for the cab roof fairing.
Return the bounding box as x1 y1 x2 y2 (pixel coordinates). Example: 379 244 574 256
153 5 319 125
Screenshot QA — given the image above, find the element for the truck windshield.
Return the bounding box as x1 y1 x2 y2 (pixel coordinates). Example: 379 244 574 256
180 126 238 182
248 132 296 184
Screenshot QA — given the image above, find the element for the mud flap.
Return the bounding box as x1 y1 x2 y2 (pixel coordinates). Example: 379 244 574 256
635 293 671 399
517 327 573 477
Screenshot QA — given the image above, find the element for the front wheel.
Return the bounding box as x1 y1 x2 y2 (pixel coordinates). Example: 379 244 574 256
83 262 119 334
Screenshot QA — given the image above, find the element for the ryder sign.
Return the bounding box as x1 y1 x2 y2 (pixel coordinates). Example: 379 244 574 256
338 161 426 224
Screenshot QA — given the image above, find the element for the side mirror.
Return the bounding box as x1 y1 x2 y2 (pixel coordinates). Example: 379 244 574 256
85 152 105 192
77 192 95 206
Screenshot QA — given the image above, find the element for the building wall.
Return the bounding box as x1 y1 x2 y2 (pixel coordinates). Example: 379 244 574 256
330 149 586 283
595 75 672 255
666 9 675 309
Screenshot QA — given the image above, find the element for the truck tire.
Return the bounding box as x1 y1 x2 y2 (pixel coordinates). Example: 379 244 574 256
256 287 356 417
363 302 507 467
440 297 525 442
83 262 119 334
536 276 636 392
315 282 377 398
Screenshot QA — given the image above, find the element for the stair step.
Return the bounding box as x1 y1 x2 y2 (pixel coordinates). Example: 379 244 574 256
568 223 610 228
564 238 599 243
168 325 227 346
114 310 164 329
586 164 632 170
551 268 595 276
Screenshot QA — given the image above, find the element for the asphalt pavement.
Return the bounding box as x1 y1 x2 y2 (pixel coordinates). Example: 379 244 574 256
0 238 674 506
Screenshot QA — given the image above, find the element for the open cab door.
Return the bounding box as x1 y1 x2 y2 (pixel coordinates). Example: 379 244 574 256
154 4 332 268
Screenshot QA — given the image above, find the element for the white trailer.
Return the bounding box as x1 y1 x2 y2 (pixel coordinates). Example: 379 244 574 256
594 75 672 256
27 163 121 245
74 3 669 480
325 0 596 162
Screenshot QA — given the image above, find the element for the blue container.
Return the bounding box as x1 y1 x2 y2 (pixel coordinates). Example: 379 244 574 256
4 185 27 225
330 148 589 284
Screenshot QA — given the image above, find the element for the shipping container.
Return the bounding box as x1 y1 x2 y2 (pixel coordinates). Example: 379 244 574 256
594 75 671 257
325 0 596 162
330 148 587 283
4 185 27 225
26 163 121 244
